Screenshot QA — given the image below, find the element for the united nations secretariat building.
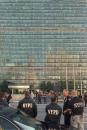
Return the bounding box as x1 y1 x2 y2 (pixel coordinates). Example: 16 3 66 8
0 0 87 91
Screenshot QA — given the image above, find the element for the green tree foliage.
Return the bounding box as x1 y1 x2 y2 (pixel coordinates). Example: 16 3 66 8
60 80 74 91
68 81 74 90
0 80 8 92
39 81 47 91
39 81 53 91
46 81 53 90
53 81 66 92
0 80 13 93
60 80 66 91
39 80 75 92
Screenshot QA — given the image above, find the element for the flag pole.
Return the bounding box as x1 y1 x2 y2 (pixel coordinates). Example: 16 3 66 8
73 63 76 90
66 65 68 90
80 67 82 95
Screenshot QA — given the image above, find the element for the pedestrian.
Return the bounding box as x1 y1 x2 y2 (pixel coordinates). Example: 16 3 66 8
4 90 12 104
30 90 35 100
84 92 87 107
43 92 47 104
17 91 37 118
78 93 82 99
69 90 84 130
44 95 62 130
63 90 72 130
0 91 9 107
37 91 42 104
6 93 12 104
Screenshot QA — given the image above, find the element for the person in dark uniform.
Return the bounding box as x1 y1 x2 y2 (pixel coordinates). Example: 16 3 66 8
84 92 87 107
4 90 12 104
43 92 47 104
44 95 62 130
69 90 84 130
17 91 37 118
0 91 9 107
63 91 72 130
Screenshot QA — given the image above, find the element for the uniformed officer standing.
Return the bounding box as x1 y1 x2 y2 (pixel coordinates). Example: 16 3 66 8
17 91 37 118
69 90 84 130
0 91 9 107
44 96 62 130
84 92 87 107
63 91 72 130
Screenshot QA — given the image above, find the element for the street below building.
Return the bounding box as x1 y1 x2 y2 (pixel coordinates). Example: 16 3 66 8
10 101 87 129
36 103 87 130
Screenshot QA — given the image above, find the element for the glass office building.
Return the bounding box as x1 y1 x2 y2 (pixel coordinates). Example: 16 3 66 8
0 0 87 88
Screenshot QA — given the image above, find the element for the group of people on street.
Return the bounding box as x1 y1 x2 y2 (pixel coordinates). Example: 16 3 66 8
0 89 85 130
17 89 84 130
63 90 84 130
31 90 59 104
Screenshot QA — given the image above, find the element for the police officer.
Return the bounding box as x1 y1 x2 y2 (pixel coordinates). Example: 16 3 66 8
84 92 87 107
0 91 9 107
63 91 72 130
44 95 62 130
17 91 37 118
69 90 84 130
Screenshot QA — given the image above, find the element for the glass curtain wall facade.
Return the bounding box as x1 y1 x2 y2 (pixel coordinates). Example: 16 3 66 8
0 0 87 88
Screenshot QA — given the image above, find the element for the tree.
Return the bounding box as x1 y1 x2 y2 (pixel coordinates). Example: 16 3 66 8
39 81 53 91
46 81 53 90
0 80 8 92
68 81 74 90
0 80 12 93
60 80 66 91
39 81 47 91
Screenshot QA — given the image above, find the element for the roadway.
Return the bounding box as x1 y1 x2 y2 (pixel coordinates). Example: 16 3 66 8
10 101 87 129
36 103 87 130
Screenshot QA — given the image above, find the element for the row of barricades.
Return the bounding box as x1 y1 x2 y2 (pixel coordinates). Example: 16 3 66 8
34 96 63 104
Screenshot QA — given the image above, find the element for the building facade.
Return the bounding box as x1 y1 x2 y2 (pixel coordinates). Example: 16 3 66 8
0 0 87 88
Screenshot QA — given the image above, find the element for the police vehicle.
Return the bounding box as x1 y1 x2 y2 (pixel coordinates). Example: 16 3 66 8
0 107 45 130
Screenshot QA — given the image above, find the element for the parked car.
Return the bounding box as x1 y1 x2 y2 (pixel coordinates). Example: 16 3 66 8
0 107 46 130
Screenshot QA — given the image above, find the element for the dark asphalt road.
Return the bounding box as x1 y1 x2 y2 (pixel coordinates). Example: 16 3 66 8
10 101 87 129
36 103 87 130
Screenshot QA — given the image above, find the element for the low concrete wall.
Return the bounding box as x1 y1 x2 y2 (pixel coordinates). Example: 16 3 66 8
11 94 24 101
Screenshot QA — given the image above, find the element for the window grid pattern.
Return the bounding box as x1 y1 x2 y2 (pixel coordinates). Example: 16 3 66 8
0 0 87 85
